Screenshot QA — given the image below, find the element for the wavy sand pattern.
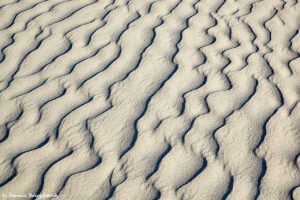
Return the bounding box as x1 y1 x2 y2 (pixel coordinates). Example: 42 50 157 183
0 0 300 199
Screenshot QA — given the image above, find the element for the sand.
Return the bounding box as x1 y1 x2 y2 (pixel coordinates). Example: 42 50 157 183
0 0 299 199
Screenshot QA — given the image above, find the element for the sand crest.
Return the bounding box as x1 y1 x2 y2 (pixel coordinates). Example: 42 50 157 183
0 0 300 199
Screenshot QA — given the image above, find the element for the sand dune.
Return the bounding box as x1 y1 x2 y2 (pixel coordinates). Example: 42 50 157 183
0 0 300 199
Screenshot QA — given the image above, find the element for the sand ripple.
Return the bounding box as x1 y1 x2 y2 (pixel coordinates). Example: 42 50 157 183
0 0 300 199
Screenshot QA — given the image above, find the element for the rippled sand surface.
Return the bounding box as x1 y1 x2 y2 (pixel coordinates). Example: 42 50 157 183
0 0 300 199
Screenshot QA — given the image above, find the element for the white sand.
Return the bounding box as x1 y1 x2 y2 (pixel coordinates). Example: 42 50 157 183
0 0 299 199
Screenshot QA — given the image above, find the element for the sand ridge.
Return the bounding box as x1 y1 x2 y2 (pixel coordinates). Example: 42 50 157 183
0 0 300 199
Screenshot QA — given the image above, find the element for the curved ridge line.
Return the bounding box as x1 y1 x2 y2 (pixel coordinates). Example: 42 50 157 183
56 155 102 196
0 136 50 187
105 18 164 100
289 184 300 200
115 11 141 44
0 108 23 144
253 159 267 200
11 79 48 99
118 57 179 158
77 43 121 89
37 87 67 123
55 42 110 79
47 0 99 28
3 34 49 90
178 75 207 116
253 85 284 200
54 96 94 139
0 0 22 10
146 143 172 180
221 175 234 200
104 170 128 200
175 156 207 191
0 0 48 31
33 150 74 199
28 36 73 76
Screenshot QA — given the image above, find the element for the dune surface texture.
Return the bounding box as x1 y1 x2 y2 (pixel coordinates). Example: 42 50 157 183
0 0 300 199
